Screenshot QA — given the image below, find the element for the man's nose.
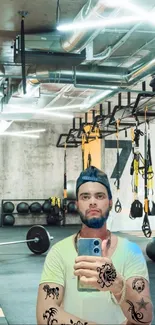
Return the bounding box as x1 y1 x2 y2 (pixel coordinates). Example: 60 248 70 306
89 196 97 206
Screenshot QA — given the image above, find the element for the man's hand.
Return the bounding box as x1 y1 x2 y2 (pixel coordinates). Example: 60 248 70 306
74 239 123 293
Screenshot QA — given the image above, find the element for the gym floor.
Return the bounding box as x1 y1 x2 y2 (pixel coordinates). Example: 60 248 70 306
0 225 154 325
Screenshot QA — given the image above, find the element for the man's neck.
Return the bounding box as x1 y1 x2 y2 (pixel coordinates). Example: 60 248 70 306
79 224 108 241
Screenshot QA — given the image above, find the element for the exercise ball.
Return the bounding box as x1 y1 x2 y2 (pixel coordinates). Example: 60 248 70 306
42 200 51 214
17 202 29 214
146 238 155 262
29 202 42 214
67 180 76 200
3 214 15 226
3 202 15 213
67 201 78 213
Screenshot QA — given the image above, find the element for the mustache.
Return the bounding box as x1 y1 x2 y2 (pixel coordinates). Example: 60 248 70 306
86 208 101 214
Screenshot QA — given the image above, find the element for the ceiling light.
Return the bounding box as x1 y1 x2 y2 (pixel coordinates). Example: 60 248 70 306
2 110 73 119
57 16 152 31
0 132 39 138
13 129 46 134
44 104 87 111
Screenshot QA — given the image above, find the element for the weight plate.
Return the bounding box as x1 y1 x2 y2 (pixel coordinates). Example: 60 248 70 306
26 225 51 254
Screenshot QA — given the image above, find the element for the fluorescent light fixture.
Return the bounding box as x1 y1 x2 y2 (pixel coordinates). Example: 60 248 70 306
13 129 46 134
44 104 87 111
0 132 39 138
57 15 155 31
2 110 73 119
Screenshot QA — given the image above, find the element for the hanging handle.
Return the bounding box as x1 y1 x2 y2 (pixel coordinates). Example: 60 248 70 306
115 198 122 213
142 213 152 238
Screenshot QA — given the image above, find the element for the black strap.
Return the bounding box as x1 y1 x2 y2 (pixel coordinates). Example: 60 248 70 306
115 198 122 213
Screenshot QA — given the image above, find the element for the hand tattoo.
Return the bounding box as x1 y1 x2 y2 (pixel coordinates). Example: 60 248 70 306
126 300 146 323
132 278 145 293
43 285 59 300
97 263 117 288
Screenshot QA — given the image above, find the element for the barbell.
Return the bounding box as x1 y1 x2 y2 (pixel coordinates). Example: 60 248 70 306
0 225 54 255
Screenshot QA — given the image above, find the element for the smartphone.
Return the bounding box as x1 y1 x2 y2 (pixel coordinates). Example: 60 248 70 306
77 238 102 292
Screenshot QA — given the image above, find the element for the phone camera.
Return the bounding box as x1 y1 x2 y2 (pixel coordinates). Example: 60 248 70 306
94 240 99 246
94 247 99 254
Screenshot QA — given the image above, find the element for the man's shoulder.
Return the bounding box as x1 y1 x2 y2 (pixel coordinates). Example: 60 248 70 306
51 233 75 251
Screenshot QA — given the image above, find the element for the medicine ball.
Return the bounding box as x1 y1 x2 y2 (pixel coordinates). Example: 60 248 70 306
29 202 42 214
146 239 155 262
3 214 15 226
3 202 15 213
42 200 51 214
67 201 78 213
17 202 29 214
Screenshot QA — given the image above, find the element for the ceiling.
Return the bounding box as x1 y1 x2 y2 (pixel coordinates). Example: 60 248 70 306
0 0 155 135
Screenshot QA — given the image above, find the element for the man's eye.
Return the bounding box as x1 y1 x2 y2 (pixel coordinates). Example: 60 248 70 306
82 195 89 200
97 194 104 199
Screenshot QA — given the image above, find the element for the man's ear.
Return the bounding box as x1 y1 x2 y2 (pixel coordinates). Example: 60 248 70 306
109 199 113 210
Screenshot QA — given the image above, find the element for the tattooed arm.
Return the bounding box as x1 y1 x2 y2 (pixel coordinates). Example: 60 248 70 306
36 282 96 325
111 276 153 325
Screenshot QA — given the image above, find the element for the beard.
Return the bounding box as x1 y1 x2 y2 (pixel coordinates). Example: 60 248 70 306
78 208 110 229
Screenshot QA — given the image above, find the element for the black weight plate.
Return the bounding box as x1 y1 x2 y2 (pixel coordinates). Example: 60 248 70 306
26 225 50 254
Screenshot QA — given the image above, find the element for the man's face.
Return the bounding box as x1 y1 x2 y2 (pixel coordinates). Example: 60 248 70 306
76 181 112 229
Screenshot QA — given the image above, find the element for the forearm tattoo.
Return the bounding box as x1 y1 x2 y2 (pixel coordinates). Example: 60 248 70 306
132 278 145 293
96 263 117 288
43 285 59 300
43 307 88 325
126 300 146 323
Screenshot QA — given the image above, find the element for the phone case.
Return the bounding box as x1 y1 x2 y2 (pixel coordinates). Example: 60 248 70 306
77 238 102 292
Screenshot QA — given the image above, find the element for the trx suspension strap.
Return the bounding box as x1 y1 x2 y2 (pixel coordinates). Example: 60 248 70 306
147 120 155 215
142 108 152 238
63 142 67 222
130 124 143 219
82 134 85 171
114 119 122 213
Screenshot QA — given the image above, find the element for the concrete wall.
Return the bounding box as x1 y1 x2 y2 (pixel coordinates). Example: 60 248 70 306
1 121 82 226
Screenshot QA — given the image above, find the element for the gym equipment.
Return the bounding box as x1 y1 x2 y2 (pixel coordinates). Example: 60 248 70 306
114 119 122 213
3 214 15 226
17 202 29 214
3 202 15 213
29 202 42 214
63 142 67 213
0 225 54 254
142 108 152 238
146 238 155 262
42 200 52 214
67 201 78 213
130 126 143 219
67 180 76 200
46 214 59 225
130 200 143 219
